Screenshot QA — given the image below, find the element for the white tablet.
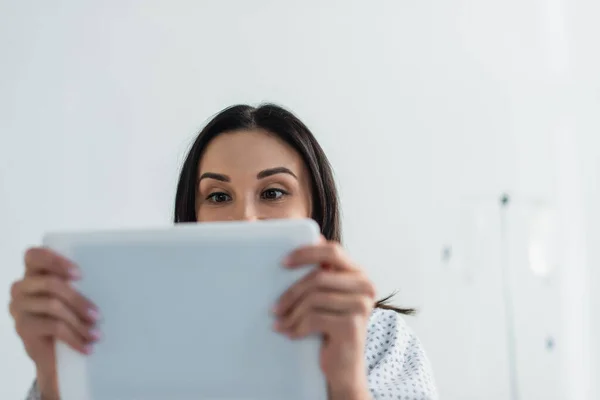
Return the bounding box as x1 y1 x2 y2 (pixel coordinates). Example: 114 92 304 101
43 219 327 400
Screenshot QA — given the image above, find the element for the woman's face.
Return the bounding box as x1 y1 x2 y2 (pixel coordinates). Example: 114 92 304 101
196 129 312 222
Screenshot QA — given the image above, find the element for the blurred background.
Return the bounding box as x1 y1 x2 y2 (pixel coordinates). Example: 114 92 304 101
1 1 598 399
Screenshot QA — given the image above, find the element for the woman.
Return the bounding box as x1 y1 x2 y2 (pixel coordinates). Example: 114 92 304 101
11 104 437 399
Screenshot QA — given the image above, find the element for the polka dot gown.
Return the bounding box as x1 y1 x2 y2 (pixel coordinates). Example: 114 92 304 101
365 308 438 399
26 308 437 399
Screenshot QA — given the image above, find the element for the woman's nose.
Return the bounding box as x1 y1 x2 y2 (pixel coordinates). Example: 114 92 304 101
233 198 258 222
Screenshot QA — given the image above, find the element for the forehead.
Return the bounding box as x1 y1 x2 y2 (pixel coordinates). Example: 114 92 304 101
198 129 305 173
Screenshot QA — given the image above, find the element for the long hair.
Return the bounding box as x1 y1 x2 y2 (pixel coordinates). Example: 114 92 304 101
174 104 414 315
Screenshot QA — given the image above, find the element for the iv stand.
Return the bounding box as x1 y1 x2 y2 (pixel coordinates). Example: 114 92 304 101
499 193 520 400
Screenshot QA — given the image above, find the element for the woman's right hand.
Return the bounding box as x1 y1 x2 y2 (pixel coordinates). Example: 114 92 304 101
9 247 101 399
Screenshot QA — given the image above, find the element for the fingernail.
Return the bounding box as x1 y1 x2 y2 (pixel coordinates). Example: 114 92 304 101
88 308 101 321
89 328 102 341
69 267 81 280
83 345 94 355
282 256 292 266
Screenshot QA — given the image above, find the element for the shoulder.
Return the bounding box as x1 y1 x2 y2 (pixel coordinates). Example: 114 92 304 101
365 309 435 377
367 307 413 349
368 307 410 332
365 308 413 367
365 308 438 399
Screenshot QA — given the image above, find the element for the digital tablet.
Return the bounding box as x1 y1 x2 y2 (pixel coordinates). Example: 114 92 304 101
43 219 327 400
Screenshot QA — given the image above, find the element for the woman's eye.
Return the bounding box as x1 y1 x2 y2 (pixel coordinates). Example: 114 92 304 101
261 188 287 200
206 192 231 203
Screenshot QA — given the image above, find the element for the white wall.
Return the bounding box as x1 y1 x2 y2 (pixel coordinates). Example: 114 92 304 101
1 1 598 399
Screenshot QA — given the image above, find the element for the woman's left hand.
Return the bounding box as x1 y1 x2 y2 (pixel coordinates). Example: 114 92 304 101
274 239 375 400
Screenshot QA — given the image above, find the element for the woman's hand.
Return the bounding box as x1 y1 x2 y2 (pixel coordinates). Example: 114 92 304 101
9 247 100 399
274 239 375 399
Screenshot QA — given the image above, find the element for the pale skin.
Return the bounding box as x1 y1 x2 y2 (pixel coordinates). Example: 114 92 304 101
9 129 375 400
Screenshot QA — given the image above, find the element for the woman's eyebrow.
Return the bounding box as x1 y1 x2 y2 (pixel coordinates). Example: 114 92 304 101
198 172 230 182
256 167 297 180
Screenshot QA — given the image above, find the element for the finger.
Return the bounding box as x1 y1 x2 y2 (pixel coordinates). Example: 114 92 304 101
17 315 93 355
284 242 356 271
289 312 368 340
274 269 319 314
285 312 348 339
275 270 374 316
12 277 99 323
276 292 372 332
24 247 80 279
15 296 100 343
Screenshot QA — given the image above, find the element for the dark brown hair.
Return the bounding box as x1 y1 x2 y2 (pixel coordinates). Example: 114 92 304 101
174 104 414 315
